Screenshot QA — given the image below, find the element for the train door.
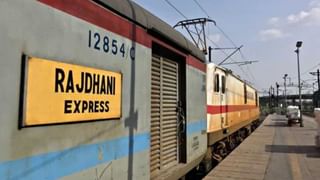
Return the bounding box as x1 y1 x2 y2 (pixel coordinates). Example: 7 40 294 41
150 52 185 177
215 69 228 132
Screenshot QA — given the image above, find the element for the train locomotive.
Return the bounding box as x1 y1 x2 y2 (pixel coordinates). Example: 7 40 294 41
0 0 260 180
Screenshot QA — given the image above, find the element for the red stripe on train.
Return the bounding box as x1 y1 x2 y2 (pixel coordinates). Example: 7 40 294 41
151 37 206 73
38 0 206 72
187 56 206 72
38 0 151 48
207 105 257 114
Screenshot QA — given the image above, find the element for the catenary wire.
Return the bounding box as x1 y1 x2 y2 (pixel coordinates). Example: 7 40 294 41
192 0 210 17
163 0 255 85
163 0 187 19
191 0 256 85
291 62 320 80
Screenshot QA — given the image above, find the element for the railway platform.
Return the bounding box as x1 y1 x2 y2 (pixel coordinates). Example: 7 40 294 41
203 114 320 180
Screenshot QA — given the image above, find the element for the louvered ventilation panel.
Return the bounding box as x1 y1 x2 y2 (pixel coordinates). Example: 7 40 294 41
150 55 179 176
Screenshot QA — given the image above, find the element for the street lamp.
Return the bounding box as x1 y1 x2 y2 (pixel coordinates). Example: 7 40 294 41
295 41 304 127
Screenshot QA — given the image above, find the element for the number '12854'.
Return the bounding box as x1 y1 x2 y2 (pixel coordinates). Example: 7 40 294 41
88 30 135 60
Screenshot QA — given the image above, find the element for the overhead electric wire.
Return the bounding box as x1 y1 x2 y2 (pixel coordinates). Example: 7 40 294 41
163 0 256 85
301 63 320 76
163 0 187 19
192 0 240 51
236 47 259 87
215 25 246 65
167 0 243 66
192 0 210 18
207 37 253 83
291 62 320 80
191 0 257 85
207 31 254 84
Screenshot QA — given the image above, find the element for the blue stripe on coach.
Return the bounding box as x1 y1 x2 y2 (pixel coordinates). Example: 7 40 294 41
0 132 149 180
187 120 207 135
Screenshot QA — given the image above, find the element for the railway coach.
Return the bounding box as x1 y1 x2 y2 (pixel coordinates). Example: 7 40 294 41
0 0 207 179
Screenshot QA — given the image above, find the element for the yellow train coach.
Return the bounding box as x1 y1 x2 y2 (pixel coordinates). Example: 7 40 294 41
203 63 260 168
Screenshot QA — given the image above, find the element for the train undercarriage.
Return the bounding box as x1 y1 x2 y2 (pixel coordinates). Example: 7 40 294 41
187 119 261 179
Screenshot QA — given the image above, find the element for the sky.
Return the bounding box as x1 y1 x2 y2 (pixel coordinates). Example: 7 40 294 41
132 0 320 95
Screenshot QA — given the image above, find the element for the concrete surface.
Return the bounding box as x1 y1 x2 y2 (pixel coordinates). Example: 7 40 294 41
204 114 320 180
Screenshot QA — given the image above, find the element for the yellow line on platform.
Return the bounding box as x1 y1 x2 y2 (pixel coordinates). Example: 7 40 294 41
288 153 302 180
286 128 302 180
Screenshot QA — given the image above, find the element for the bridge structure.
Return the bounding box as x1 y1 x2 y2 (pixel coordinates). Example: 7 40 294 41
259 92 319 113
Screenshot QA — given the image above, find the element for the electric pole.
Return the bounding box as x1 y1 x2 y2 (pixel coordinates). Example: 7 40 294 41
276 82 279 107
283 74 288 109
310 69 320 108
310 69 320 92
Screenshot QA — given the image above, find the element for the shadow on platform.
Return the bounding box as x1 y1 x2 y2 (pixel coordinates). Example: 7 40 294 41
265 145 320 158
271 118 288 122
264 122 288 127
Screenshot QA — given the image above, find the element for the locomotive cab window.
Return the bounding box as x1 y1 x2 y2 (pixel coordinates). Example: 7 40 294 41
214 74 220 92
221 75 226 94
